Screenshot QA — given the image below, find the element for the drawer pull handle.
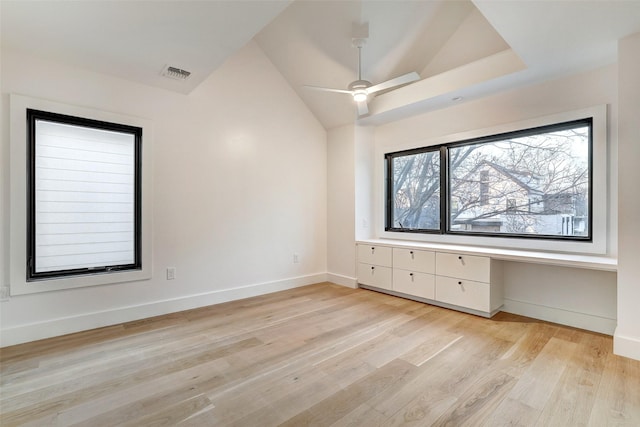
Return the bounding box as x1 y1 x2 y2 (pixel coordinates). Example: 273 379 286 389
371 247 375 254
410 251 414 259
458 281 465 291
371 266 375 270
458 256 466 266
458 281 462 285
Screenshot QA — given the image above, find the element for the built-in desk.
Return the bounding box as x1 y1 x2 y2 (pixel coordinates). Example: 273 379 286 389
356 239 617 319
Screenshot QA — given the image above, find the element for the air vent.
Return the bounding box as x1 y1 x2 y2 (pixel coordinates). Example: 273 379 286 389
161 65 191 81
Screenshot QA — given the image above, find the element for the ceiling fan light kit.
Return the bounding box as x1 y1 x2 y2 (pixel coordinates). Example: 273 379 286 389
303 26 420 117
350 77 370 102
353 90 368 103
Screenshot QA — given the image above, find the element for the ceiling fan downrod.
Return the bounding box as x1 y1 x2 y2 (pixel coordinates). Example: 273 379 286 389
349 38 372 96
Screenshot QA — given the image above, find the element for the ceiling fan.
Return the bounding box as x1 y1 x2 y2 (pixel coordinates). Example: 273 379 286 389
303 37 420 117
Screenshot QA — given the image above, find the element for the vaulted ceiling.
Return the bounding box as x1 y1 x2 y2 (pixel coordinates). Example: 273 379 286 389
3 0 640 129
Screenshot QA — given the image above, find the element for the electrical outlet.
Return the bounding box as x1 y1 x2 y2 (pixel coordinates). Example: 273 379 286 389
166 267 176 280
293 253 299 264
0 286 10 301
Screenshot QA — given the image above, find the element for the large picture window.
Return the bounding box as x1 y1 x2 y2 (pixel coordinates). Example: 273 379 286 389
386 119 592 241
27 109 142 280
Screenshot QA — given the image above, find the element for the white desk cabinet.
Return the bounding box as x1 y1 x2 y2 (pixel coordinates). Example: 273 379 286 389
356 243 503 317
392 248 435 274
435 252 503 316
392 248 435 299
357 262 393 290
393 269 435 300
357 244 393 290
435 252 490 282
357 244 392 267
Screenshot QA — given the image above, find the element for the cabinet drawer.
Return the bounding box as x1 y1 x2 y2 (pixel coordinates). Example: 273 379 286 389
435 276 490 313
393 248 435 274
435 252 490 282
357 245 392 267
357 263 392 290
393 270 435 300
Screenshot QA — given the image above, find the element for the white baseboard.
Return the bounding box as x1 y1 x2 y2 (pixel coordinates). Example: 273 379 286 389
326 273 358 289
614 330 640 361
502 298 616 335
0 273 327 347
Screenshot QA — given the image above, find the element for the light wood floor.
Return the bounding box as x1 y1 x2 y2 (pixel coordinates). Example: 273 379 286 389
1 283 639 426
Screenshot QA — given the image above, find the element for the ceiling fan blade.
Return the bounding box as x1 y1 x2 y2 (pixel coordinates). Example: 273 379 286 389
303 85 352 94
366 71 420 95
357 100 369 116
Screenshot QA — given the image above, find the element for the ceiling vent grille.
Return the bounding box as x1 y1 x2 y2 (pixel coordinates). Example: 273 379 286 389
161 65 191 81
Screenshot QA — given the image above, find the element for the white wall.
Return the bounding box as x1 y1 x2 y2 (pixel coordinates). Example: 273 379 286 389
503 262 616 334
364 65 619 335
327 125 357 287
326 124 375 288
615 32 640 360
0 41 327 346
354 125 375 241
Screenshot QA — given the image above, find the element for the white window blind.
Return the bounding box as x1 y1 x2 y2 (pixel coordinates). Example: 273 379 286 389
34 120 136 273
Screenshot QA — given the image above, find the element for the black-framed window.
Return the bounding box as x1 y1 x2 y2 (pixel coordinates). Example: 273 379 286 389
27 109 143 281
386 147 441 231
386 118 592 241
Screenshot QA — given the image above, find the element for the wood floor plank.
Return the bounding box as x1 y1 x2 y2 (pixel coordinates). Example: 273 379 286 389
330 403 387 427
279 359 417 427
507 337 577 411
1 330 242 397
119 394 215 427
483 336 577 426
382 388 457 427
480 397 540 427
535 332 609 426
371 344 466 420
229 371 341 426
588 351 640 426
1 336 262 416
371 331 511 423
430 372 517 426
4 355 231 426
1 283 638 427
400 332 464 367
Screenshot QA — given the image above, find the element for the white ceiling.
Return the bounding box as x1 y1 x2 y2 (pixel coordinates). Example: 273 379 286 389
2 0 640 129
0 0 291 94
